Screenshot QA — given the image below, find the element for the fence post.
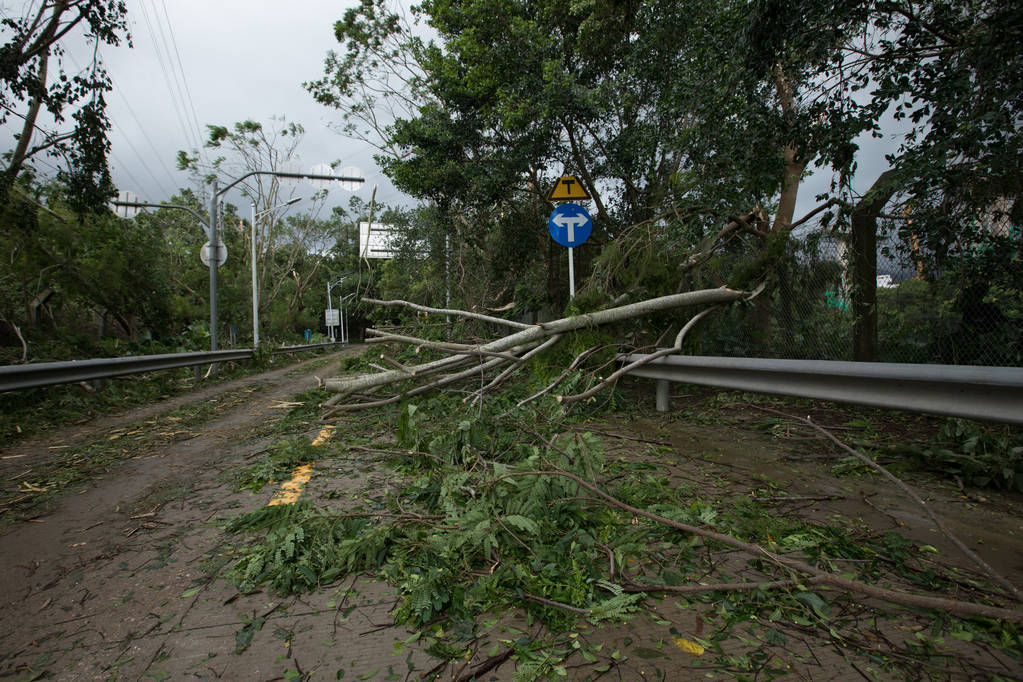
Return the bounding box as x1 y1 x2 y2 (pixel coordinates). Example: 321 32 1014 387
655 379 670 412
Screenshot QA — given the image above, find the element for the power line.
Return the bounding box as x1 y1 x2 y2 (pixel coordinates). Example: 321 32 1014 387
146 0 209 167
104 61 181 193
107 81 182 196
157 0 207 158
108 149 150 199
135 0 202 155
110 123 175 198
61 48 175 199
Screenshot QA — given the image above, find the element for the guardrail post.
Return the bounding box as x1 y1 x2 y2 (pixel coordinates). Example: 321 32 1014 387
655 379 670 412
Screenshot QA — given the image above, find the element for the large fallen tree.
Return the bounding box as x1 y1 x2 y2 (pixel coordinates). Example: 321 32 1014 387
320 285 755 413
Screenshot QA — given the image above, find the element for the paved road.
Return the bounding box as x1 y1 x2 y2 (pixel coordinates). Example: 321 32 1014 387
0 348 440 681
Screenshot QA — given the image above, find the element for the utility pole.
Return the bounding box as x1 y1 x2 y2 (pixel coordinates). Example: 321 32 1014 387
209 178 219 351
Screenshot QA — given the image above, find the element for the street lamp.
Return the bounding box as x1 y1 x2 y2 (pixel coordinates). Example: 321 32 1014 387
340 292 357 343
208 168 364 351
326 277 348 342
251 196 301 347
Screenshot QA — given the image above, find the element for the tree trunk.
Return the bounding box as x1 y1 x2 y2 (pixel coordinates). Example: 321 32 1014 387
2 51 49 191
850 170 898 362
754 65 808 347
324 286 747 396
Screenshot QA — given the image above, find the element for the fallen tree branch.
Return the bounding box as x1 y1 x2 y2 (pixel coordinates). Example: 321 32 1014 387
363 297 533 330
472 334 564 401
559 305 722 405
495 468 1023 622
521 592 592 614
453 648 515 682
751 405 1023 603
325 287 748 399
519 345 603 407
365 329 489 351
325 346 544 414
623 576 824 595
366 329 525 363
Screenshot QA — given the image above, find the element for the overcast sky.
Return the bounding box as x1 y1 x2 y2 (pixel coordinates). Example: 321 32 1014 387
74 0 400 216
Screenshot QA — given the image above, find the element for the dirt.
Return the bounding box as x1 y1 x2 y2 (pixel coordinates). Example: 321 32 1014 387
1 365 1021 681
0 348 437 681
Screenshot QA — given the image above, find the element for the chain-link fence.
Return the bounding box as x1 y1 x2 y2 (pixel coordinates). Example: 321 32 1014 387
690 219 1022 367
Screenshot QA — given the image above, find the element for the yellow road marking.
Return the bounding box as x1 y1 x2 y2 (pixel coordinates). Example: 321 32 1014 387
267 425 335 506
311 424 336 446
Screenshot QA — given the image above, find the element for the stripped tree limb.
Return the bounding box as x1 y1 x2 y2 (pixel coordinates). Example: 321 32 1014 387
325 352 474 399
503 468 1023 623
472 334 564 400
377 354 413 373
623 577 823 595
367 331 526 363
325 287 749 399
520 345 603 408
559 305 722 405
752 405 1023 603
325 342 546 414
362 297 533 330
365 329 486 351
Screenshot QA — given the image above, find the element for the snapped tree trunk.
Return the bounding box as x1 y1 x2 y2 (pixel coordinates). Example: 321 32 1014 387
323 286 748 398
850 169 898 362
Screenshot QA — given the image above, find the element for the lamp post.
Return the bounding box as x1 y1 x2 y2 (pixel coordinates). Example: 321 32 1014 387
340 292 356 343
251 196 301 347
208 169 364 351
326 277 347 342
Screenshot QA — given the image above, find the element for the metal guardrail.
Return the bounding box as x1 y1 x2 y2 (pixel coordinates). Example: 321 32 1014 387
621 354 1023 426
271 342 340 355
0 343 344 393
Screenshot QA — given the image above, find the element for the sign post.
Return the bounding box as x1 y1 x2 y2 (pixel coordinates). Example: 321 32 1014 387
547 201 593 299
325 308 340 340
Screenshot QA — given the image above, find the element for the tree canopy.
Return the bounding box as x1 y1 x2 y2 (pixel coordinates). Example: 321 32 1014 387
0 0 130 210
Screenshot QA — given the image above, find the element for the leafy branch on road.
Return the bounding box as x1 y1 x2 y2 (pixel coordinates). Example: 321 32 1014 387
223 392 1023 679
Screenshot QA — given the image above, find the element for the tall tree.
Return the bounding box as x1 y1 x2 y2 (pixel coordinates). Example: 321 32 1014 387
178 118 336 336
744 0 1023 358
0 0 130 210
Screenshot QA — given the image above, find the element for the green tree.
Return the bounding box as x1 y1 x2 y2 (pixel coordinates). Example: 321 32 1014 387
742 0 1023 359
0 177 174 359
1 0 130 210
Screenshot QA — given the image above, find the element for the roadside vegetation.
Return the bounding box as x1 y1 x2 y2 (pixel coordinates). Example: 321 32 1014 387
0 348 338 447
217 345 1023 680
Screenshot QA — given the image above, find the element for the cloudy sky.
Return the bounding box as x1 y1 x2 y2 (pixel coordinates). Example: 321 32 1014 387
67 0 401 215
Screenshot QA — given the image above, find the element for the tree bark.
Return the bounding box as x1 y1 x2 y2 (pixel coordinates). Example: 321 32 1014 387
851 169 898 362
324 286 748 397
3 51 50 190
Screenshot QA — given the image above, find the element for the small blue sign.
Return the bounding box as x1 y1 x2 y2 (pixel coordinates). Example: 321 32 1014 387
548 203 592 247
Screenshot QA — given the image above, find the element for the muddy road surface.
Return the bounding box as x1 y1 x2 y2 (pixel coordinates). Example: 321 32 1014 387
1 356 1021 681
0 348 435 681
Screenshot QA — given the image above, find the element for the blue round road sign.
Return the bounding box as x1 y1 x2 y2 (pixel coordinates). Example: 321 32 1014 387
548 203 592 247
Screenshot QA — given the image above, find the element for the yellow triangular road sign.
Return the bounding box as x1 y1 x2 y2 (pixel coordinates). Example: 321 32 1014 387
547 175 591 202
